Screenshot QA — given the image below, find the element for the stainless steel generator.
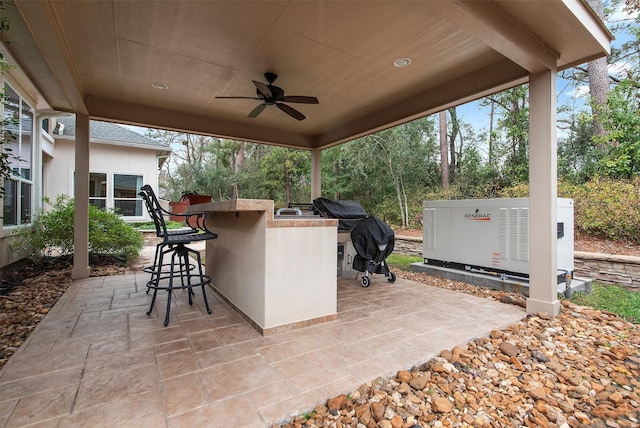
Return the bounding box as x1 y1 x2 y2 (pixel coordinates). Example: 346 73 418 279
422 198 574 282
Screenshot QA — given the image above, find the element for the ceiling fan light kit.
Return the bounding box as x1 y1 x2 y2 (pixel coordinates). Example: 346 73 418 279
216 72 319 121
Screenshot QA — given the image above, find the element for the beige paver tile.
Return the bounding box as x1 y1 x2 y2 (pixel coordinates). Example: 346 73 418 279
161 372 208 416
168 396 263 428
321 342 370 367
83 347 155 379
195 341 259 369
272 351 350 392
258 331 337 363
345 354 402 384
87 337 129 358
215 323 262 345
0 344 88 382
253 326 311 349
156 348 199 380
199 355 282 401
57 406 107 427
179 316 214 334
9 418 61 428
74 363 160 410
129 325 186 350
0 399 17 427
110 294 151 310
209 313 245 329
0 367 83 402
101 389 167 427
4 384 77 427
345 328 408 358
399 327 463 357
70 314 128 340
154 338 190 356
245 380 297 409
187 329 223 353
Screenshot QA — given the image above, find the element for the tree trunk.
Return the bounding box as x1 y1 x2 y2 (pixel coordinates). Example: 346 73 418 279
488 100 495 166
234 142 245 173
448 107 459 178
586 0 609 142
439 111 449 187
284 162 291 206
401 176 409 227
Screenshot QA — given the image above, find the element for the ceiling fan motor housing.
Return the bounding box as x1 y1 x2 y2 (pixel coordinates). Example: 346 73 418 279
258 85 285 103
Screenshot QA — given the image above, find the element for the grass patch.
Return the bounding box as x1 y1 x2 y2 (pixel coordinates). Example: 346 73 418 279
387 253 423 271
570 282 640 324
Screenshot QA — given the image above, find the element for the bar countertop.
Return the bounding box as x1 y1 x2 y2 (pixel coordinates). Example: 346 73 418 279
189 198 338 228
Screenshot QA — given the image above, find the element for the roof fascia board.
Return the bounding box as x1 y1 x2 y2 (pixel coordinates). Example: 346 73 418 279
563 0 612 54
13 0 88 114
433 0 559 73
0 43 50 110
85 96 316 149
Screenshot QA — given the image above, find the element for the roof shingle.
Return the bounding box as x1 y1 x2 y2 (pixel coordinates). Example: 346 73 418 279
56 117 169 150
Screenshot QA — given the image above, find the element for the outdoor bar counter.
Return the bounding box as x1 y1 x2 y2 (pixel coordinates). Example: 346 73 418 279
190 199 339 335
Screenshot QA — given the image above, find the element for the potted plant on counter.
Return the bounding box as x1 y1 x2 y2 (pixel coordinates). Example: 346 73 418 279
180 190 212 205
169 191 212 227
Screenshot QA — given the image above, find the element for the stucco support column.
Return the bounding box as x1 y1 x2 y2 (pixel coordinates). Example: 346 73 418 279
311 148 321 201
72 113 91 279
33 116 44 212
527 69 560 316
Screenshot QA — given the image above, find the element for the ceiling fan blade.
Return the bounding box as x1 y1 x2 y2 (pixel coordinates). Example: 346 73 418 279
252 80 272 98
280 96 319 104
248 103 267 118
215 96 260 100
276 103 307 121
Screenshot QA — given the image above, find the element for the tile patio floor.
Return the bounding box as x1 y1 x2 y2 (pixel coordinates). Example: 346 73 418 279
0 258 525 428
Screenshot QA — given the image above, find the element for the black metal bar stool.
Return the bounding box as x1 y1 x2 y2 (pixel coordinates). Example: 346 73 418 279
139 185 217 326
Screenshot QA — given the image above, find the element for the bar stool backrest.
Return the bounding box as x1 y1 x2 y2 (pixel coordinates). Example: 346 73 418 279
139 184 171 238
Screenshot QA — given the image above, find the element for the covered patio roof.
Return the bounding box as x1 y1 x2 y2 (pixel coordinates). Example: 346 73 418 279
3 0 610 150
1 1 612 315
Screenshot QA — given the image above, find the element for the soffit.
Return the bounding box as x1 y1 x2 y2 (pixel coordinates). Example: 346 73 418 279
4 0 611 150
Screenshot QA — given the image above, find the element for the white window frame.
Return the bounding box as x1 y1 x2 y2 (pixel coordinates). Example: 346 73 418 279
1 82 34 229
73 171 146 220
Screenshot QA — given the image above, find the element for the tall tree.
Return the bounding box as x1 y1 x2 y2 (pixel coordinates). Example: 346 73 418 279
439 111 449 187
586 0 611 142
448 107 460 179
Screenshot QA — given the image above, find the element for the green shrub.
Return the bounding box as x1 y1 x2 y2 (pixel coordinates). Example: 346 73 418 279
12 195 143 262
571 177 640 242
88 205 144 260
489 178 640 242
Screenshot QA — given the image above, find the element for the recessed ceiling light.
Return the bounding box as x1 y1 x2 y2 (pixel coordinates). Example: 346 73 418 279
151 82 168 90
394 58 411 68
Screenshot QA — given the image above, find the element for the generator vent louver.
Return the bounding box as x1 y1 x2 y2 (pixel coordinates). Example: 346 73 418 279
425 208 436 250
500 207 529 262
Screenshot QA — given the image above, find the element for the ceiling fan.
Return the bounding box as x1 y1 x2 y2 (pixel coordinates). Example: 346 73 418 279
216 72 319 121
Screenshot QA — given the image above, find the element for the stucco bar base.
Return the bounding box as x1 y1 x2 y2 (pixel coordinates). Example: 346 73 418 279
197 199 339 336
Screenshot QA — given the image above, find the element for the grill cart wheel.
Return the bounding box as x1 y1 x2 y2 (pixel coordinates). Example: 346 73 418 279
387 272 396 282
361 276 371 287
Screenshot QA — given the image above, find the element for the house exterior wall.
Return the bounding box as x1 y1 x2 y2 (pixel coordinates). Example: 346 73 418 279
43 138 159 222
